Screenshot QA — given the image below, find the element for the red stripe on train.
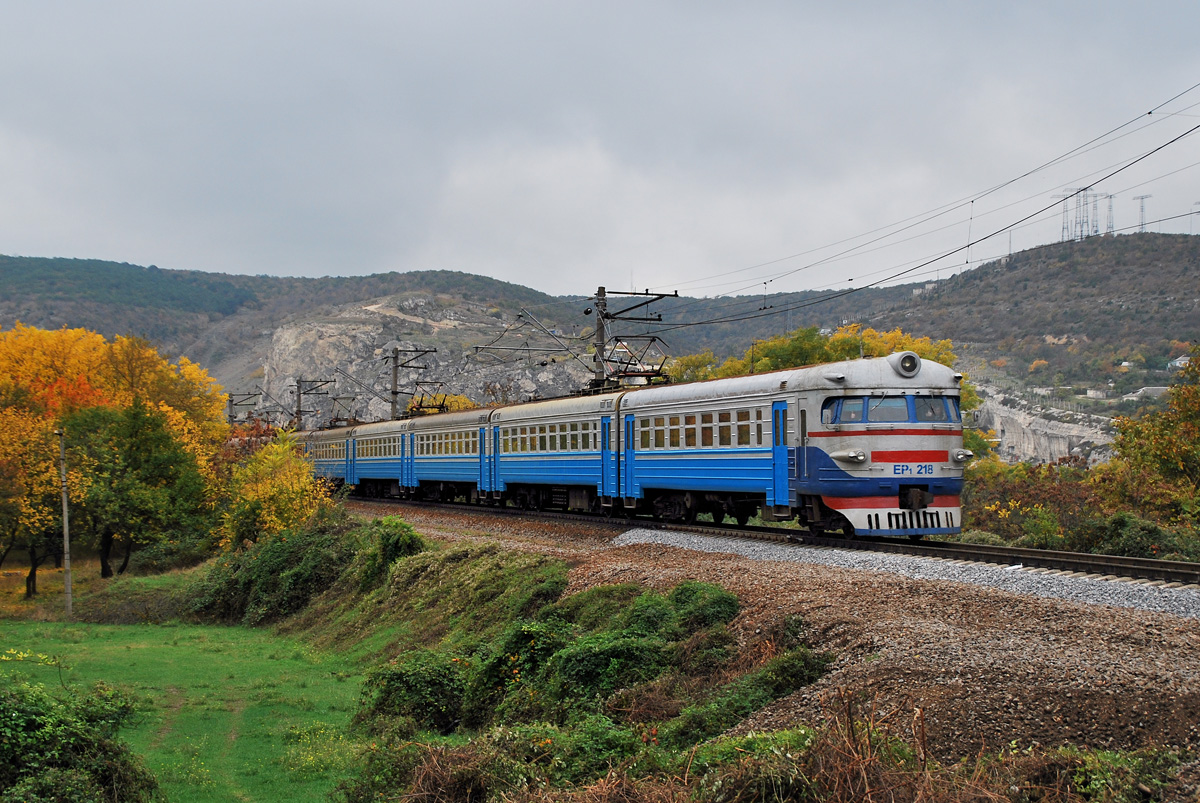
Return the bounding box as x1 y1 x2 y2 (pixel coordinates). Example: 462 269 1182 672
822 495 960 510
870 450 949 462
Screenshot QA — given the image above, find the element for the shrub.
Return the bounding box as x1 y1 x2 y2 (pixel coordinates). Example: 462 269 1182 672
357 516 426 591
545 633 670 703
357 650 467 735
462 618 576 728
1068 512 1198 560
668 581 740 630
660 647 827 748
188 513 357 625
0 681 158 803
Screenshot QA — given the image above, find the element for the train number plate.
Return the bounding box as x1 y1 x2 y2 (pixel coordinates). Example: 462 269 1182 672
893 464 934 475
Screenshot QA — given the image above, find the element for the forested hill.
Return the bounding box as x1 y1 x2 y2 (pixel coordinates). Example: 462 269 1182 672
876 234 1200 346
1 233 1197 388
0 257 569 349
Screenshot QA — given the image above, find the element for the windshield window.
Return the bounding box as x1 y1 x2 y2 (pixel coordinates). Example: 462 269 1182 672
866 396 908 422
840 398 864 423
914 396 949 422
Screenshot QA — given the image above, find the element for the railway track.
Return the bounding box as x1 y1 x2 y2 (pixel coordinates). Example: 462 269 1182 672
349 498 1200 588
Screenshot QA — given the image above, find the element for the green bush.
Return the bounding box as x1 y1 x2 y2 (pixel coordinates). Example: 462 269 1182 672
357 516 426 591
1069 512 1199 560
545 633 670 701
660 647 828 748
357 650 466 735
188 515 357 625
462 618 575 728
668 581 740 630
0 681 158 802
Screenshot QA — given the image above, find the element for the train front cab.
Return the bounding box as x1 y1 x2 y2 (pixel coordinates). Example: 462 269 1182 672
795 356 969 538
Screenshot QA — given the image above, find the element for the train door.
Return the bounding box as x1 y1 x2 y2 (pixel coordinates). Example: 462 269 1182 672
348 439 357 485
399 433 407 488
478 426 488 493
600 416 613 499
623 415 637 499
491 427 502 493
406 432 416 489
770 401 789 507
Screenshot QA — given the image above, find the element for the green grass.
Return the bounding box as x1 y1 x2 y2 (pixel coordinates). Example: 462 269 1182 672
0 620 365 802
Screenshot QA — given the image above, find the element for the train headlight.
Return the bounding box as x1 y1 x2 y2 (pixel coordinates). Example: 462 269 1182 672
952 448 974 462
830 449 868 464
887 351 922 378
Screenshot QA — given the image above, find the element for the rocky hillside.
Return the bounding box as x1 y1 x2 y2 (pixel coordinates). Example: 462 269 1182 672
2 233 1197 438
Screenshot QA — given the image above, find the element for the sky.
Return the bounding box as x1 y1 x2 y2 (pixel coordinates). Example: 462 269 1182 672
2 2 1199 299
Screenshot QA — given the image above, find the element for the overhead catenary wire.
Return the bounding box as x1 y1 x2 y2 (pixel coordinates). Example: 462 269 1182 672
645 82 1200 306
641 118 1200 335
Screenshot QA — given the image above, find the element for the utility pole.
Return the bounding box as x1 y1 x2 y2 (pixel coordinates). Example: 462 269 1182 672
54 428 72 619
226 391 261 424
293 379 332 429
584 286 677 389
591 287 609 386
391 347 400 419
1134 195 1152 232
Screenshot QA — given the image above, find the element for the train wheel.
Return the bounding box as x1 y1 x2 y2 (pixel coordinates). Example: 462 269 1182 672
735 510 751 527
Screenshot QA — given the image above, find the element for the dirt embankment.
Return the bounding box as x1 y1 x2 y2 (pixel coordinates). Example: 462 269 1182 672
351 501 1200 764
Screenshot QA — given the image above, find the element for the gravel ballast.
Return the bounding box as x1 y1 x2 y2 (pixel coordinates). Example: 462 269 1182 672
613 527 1200 619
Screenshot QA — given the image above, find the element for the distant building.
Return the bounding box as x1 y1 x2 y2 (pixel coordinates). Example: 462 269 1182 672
1122 387 1169 401
1086 389 1108 399
1168 355 1191 371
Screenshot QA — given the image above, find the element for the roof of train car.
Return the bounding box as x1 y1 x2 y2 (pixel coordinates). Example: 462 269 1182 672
619 354 961 409
489 391 624 422
298 354 961 438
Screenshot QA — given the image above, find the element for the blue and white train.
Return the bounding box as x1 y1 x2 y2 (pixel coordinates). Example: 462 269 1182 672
298 352 971 537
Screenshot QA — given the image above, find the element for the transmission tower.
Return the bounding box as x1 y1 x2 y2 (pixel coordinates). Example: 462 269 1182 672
1106 194 1115 235
1134 195 1152 232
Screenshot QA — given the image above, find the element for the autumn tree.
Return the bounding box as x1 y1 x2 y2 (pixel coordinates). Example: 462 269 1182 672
220 431 332 549
65 401 208 577
1 321 229 578
0 410 80 596
1093 345 1200 527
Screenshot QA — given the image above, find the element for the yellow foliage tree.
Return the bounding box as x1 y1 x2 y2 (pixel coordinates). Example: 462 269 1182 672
0 325 229 503
0 324 112 415
408 393 477 414
827 325 957 366
220 431 332 549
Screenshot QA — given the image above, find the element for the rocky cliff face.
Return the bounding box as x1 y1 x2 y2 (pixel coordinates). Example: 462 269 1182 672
258 294 593 427
974 387 1113 465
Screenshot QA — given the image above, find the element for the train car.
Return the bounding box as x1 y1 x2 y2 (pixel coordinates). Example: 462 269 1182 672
607 350 968 535
405 408 494 502
488 393 622 511
616 374 782 524
303 426 352 483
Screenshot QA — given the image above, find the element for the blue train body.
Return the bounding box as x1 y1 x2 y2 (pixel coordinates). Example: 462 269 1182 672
299 352 970 537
